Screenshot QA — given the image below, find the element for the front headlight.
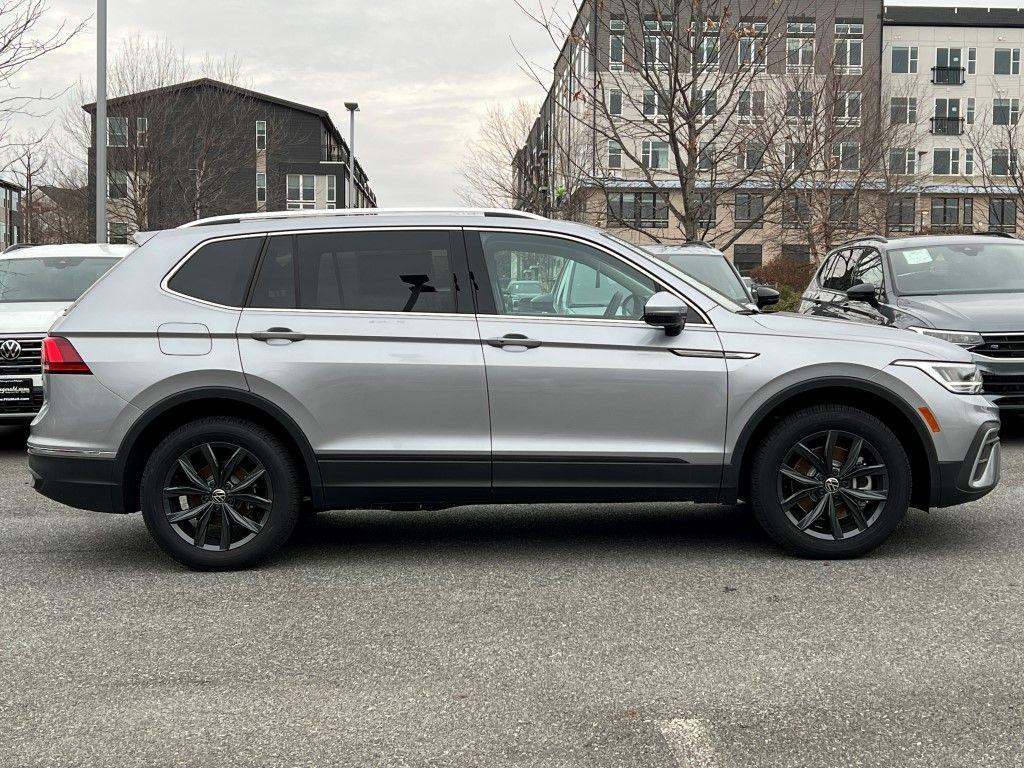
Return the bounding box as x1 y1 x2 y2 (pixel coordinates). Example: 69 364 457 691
908 327 984 348
893 360 984 394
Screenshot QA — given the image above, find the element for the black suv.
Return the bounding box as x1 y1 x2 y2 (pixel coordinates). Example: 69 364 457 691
799 234 1024 412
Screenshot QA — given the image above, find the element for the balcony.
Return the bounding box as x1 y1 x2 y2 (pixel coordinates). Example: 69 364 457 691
932 66 966 85
930 116 964 135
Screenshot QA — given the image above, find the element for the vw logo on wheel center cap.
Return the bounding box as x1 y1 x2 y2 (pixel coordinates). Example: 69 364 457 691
823 477 841 494
0 339 21 361
211 489 228 504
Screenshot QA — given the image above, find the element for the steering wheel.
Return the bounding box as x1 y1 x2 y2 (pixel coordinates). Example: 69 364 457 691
604 291 626 318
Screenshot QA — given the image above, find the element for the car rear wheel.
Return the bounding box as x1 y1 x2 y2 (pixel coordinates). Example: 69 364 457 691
750 404 912 558
141 417 300 570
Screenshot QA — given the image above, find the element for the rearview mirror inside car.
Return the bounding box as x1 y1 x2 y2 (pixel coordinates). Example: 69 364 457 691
755 286 780 309
643 292 688 336
847 282 879 306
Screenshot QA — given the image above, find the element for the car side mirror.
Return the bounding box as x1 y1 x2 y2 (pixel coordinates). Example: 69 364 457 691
847 282 879 306
755 286 780 309
644 291 688 336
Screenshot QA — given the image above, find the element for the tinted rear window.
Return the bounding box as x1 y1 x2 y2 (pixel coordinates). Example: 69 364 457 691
168 238 264 307
249 230 456 313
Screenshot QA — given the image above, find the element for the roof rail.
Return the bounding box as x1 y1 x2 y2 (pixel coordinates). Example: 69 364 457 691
982 230 1018 239
836 235 888 248
179 207 547 228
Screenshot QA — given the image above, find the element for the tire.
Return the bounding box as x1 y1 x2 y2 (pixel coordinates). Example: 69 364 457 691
141 417 301 570
749 404 912 558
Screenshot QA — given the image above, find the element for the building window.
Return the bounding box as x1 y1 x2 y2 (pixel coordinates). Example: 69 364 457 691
697 193 716 227
968 47 977 74
737 23 767 68
286 174 315 209
643 89 666 118
693 32 719 69
786 36 814 73
994 98 1020 126
641 140 669 170
698 142 714 171
783 194 810 229
256 120 267 150
786 91 813 121
737 141 765 171
830 194 858 227
833 142 860 171
606 191 669 229
644 17 673 68
136 117 148 147
888 148 917 175
699 88 717 117
965 148 975 175
931 197 965 227
733 244 763 275
890 96 918 125
990 198 1017 232
833 20 864 74
107 222 129 244
836 91 861 125
782 244 811 263
607 140 622 169
106 116 128 147
738 90 765 122
326 175 337 204
966 97 976 125
891 46 918 74
995 48 1021 75
256 172 267 204
991 149 1018 177
608 89 623 116
609 20 624 71
734 193 764 228
933 148 960 175
107 170 128 200
888 196 916 232
786 142 809 171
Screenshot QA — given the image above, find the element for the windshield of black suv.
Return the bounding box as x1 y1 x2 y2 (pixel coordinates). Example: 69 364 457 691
0 257 121 303
890 242 1024 296
599 232 748 312
653 252 752 305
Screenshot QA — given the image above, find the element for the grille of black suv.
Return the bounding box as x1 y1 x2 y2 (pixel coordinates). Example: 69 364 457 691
0 336 44 376
973 334 1024 359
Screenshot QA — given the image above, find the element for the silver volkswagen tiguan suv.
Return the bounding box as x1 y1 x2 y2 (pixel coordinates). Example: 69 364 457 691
28 209 1001 569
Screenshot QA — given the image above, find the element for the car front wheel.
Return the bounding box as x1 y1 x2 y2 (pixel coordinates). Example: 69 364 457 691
140 417 300 570
750 404 912 558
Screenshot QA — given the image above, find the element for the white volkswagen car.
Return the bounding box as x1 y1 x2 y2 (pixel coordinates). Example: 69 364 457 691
1 243 132 423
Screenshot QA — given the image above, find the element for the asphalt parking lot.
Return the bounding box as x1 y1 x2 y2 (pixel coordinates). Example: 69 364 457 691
1 424 1023 768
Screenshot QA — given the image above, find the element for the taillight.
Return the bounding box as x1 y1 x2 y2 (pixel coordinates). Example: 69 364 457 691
42 336 92 375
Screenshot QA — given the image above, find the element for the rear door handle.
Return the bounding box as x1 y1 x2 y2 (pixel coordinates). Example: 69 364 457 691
486 333 542 350
251 327 306 343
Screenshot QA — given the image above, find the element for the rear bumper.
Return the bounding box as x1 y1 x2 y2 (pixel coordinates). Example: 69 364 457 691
931 421 1001 508
28 450 125 513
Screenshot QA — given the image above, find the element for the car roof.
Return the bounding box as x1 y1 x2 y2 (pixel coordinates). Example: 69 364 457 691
883 234 1023 250
0 243 135 260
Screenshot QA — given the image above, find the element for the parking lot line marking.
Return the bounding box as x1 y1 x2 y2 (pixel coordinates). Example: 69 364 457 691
659 718 722 768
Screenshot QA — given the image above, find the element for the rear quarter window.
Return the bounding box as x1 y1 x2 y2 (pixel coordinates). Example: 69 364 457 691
167 237 264 307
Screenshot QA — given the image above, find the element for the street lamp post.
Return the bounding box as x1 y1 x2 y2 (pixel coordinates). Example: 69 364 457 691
95 0 107 243
344 102 359 208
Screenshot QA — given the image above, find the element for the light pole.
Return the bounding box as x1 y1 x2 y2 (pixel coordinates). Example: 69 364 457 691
344 102 359 208
95 0 108 243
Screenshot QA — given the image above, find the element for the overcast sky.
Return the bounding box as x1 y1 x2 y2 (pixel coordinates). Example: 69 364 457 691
9 0 1024 205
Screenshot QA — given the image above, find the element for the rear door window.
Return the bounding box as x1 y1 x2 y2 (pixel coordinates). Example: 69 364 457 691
168 237 264 307
249 230 457 313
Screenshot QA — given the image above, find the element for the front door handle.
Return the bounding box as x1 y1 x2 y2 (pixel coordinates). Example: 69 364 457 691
486 333 542 350
251 327 306 343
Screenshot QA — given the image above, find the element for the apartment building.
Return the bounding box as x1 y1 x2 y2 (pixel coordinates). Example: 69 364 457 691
0 179 24 249
882 5 1024 234
84 79 376 242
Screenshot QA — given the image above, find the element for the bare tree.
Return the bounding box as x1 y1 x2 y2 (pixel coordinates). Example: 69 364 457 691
457 100 542 208
7 129 47 241
966 101 1024 234
0 0 85 157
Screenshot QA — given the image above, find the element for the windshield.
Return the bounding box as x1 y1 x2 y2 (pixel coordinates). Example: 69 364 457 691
599 232 748 312
658 254 751 305
0 257 121 303
890 243 1024 296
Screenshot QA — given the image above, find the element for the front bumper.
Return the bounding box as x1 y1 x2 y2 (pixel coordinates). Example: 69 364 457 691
28 449 125 513
932 420 1001 508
